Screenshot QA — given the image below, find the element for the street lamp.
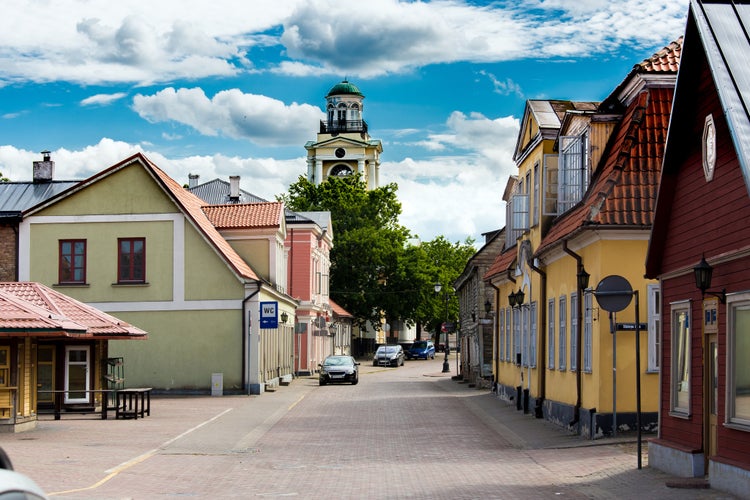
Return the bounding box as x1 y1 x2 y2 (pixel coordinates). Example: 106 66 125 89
434 282 451 373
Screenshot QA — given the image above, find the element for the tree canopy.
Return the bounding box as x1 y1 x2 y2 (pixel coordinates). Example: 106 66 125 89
281 174 475 334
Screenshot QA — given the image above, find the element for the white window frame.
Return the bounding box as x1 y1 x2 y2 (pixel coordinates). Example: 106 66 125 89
543 154 559 216
670 300 691 417
584 291 593 373
64 345 90 404
513 307 521 365
647 284 661 372
570 293 578 371
548 298 555 369
506 193 529 246
505 307 511 362
498 307 505 362
522 305 529 367
559 295 567 371
533 163 540 226
558 132 590 214
726 292 750 429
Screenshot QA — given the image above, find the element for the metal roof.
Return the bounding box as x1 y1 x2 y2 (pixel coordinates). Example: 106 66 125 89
0 181 78 214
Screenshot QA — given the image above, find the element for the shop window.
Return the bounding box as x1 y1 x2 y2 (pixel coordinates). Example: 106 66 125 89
727 293 750 428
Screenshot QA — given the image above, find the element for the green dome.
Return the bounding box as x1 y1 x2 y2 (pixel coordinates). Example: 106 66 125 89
326 80 363 98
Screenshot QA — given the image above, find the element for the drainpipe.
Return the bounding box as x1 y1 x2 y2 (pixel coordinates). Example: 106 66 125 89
562 240 584 430
490 282 501 392
527 257 547 419
242 283 261 394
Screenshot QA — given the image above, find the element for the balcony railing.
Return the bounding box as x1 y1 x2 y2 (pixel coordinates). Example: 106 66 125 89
320 120 368 134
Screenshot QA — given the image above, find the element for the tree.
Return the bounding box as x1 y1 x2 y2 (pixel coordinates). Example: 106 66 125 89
0 171 9 182
281 174 410 328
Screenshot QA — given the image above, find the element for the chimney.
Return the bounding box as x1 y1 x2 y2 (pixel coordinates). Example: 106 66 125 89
188 173 200 189
229 176 240 203
33 150 54 183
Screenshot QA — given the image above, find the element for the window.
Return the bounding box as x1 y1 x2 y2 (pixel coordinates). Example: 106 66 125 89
505 308 512 362
59 239 86 284
498 307 505 362
670 301 691 416
570 293 578 371
533 163 540 226
530 302 537 368
118 238 145 283
64 346 90 404
0 346 9 387
543 154 559 216
548 298 555 369
506 193 529 246
727 293 750 428
559 296 567 370
584 292 593 372
647 284 661 372
558 132 590 213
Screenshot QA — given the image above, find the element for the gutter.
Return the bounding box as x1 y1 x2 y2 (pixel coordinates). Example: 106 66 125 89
527 256 547 419
562 240 584 431
242 283 262 394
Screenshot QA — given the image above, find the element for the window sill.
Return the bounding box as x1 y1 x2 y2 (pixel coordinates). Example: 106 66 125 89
54 283 89 287
646 369 660 374
668 410 691 420
111 282 150 287
724 422 750 433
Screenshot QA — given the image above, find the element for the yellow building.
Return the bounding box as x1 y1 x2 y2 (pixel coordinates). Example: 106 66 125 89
485 39 681 437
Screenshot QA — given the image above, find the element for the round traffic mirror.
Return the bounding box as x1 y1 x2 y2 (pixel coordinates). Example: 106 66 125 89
594 275 633 312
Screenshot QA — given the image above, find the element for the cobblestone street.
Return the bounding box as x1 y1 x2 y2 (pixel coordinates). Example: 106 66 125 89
0 356 737 499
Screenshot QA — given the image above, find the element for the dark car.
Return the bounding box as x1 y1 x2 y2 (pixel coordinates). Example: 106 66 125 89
318 355 360 385
372 345 405 367
405 340 435 360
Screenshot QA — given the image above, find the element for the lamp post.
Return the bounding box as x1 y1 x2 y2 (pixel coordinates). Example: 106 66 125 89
434 282 451 373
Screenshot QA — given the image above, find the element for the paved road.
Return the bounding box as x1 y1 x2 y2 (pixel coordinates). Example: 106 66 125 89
0 355 736 499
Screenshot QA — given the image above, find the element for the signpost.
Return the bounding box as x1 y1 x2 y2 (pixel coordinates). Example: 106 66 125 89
259 301 278 329
593 275 643 470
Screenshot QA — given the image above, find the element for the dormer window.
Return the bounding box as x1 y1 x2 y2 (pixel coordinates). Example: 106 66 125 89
506 191 529 248
558 131 590 213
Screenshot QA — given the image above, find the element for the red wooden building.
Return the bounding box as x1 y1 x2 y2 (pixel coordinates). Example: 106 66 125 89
645 1 750 495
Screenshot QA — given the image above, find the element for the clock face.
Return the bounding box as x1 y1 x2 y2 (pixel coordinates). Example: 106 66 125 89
335 147 346 158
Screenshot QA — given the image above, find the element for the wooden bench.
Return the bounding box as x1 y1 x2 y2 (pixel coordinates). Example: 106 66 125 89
115 388 152 419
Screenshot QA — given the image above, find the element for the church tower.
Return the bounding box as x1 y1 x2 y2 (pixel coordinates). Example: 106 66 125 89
305 80 383 190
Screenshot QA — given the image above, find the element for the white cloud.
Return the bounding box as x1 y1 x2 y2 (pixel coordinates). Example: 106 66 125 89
0 0 688 84
132 87 324 146
80 93 128 107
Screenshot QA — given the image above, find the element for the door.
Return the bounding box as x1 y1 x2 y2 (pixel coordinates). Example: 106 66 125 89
64 346 90 404
705 334 718 464
36 346 55 404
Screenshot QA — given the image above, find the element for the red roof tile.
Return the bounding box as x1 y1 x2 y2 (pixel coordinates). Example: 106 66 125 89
483 246 516 282
0 282 147 338
329 299 352 318
202 202 283 229
538 86 673 253
636 37 682 73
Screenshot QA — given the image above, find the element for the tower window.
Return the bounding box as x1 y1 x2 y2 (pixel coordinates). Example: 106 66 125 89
330 165 353 177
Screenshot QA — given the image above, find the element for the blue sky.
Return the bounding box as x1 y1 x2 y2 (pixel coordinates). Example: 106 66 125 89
0 0 689 244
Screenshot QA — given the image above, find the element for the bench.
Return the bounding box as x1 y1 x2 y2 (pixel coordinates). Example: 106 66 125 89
115 388 152 419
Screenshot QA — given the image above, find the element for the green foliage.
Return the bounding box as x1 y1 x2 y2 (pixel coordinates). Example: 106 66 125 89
281 174 475 333
0 171 9 182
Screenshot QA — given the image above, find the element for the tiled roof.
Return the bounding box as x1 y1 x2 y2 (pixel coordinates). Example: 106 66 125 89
329 299 352 318
0 282 147 338
538 86 673 253
483 246 516 282
636 37 682 73
202 202 283 229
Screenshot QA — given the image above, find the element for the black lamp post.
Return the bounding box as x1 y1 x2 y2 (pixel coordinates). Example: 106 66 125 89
434 282 451 373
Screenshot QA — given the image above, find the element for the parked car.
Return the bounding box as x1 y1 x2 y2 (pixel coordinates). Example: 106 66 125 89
405 340 435 360
372 345 405 367
318 355 360 386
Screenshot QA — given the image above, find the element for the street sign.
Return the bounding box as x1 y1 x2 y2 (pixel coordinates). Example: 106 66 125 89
615 323 648 331
260 301 278 329
441 322 455 333
594 275 633 312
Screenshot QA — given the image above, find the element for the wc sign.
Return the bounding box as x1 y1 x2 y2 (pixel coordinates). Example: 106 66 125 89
260 301 279 329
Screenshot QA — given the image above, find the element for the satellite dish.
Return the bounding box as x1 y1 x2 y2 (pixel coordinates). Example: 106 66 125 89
594 275 633 313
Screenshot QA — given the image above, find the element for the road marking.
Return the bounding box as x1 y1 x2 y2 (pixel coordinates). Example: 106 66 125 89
47 408 234 496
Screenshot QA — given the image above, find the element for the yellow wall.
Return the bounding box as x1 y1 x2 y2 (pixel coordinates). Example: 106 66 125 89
228 239 270 280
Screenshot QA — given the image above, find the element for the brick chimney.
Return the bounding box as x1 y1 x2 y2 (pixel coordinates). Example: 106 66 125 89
33 151 54 183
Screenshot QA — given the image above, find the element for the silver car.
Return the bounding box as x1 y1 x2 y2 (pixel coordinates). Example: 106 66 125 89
372 345 405 367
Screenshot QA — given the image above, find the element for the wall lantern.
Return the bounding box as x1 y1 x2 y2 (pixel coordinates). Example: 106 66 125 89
693 255 726 303
508 289 525 308
280 311 289 324
434 282 442 294
577 268 590 291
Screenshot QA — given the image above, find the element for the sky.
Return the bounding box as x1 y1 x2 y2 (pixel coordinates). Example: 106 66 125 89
0 0 690 245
